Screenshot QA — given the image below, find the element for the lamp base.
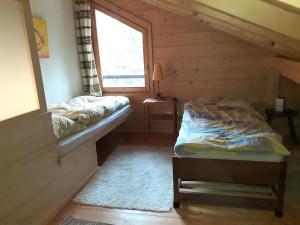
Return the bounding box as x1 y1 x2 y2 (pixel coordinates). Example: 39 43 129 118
155 93 165 100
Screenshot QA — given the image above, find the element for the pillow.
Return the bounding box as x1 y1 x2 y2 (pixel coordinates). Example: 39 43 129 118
51 114 87 140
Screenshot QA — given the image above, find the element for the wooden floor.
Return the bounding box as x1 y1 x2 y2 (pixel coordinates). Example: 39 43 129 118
48 133 300 225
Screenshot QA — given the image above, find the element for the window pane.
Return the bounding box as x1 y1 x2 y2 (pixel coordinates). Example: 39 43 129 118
0 1 40 121
95 10 145 88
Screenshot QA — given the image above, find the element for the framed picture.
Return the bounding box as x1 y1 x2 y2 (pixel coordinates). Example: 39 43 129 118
33 17 49 58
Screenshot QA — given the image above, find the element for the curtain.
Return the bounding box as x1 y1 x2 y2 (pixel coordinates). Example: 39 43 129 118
74 1 102 96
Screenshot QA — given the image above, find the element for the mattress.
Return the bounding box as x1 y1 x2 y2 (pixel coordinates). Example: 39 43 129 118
174 99 290 162
57 105 132 157
49 95 129 126
49 95 130 141
175 150 285 162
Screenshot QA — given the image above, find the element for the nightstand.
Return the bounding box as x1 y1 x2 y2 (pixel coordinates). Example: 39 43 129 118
143 97 178 134
265 108 298 144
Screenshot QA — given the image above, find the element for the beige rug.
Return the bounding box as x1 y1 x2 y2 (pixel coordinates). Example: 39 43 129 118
73 145 173 212
61 217 112 225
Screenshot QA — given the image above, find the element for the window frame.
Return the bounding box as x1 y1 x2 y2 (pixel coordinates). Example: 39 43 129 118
91 0 153 94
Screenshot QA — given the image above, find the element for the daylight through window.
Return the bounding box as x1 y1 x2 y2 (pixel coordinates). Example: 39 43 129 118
94 10 149 90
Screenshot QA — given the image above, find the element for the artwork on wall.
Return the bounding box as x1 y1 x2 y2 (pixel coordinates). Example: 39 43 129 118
33 17 49 58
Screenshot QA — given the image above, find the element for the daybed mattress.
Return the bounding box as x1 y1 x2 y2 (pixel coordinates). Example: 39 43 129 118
49 95 130 141
57 104 131 157
174 99 290 162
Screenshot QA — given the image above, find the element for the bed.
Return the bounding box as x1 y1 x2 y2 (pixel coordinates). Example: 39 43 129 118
48 95 132 157
173 99 290 217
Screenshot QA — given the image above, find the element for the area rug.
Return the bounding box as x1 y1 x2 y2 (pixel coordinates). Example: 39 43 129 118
61 216 112 225
73 145 173 212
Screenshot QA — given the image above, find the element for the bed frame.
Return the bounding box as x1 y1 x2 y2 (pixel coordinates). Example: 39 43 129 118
172 156 287 217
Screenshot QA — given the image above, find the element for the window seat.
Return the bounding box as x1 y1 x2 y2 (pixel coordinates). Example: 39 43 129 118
48 95 132 158
56 104 132 158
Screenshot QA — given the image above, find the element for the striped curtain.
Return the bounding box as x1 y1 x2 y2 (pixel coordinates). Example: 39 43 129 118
74 1 102 96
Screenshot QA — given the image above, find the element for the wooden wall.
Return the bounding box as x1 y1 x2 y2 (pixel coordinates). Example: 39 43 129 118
276 76 300 136
0 113 98 225
270 58 300 137
0 1 100 224
108 0 280 133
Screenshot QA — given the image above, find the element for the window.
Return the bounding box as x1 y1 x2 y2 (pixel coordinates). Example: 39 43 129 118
0 0 45 122
92 2 153 93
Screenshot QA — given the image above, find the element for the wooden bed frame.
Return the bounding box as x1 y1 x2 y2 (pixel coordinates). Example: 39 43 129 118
172 156 287 217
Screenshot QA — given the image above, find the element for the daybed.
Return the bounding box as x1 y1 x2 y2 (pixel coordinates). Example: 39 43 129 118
49 95 132 158
173 99 290 217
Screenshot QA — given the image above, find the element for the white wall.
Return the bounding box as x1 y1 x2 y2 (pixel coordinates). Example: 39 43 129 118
30 0 83 105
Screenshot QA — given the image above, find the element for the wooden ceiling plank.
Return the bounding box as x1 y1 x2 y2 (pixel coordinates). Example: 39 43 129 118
208 23 300 59
142 0 268 47
145 0 300 49
141 0 300 59
262 0 300 15
273 57 300 84
192 0 300 51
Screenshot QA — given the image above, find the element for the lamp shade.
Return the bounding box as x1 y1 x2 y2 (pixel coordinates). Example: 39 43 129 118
152 63 164 81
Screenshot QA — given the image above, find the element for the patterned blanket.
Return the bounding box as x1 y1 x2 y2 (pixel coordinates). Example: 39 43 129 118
49 95 129 125
175 99 290 156
49 95 129 140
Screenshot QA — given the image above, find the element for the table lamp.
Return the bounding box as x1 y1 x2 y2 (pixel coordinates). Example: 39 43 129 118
152 63 164 100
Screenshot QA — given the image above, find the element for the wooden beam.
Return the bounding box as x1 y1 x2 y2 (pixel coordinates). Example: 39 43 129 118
141 0 300 59
262 0 300 15
142 0 273 48
273 57 300 84
193 0 300 49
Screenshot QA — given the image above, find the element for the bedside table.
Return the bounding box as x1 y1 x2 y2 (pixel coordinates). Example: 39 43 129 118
265 108 298 144
143 97 178 134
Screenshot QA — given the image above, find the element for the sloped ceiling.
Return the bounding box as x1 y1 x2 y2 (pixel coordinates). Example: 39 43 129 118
196 0 300 40
263 0 300 15
141 0 300 60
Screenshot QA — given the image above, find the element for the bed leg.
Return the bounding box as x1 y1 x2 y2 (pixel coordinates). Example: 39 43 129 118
274 161 287 218
275 210 283 218
172 157 180 209
174 201 180 208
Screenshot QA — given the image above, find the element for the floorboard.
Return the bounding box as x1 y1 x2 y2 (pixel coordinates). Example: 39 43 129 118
48 132 300 225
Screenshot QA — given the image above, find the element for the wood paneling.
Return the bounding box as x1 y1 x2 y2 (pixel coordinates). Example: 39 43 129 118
272 58 300 137
0 141 97 225
263 0 300 15
141 0 300 59
273 57 300 85
47 133 300 225
0 1 98 225
109 0 279 132
0 112 54 170
0 109 98 225
275 77 300 137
